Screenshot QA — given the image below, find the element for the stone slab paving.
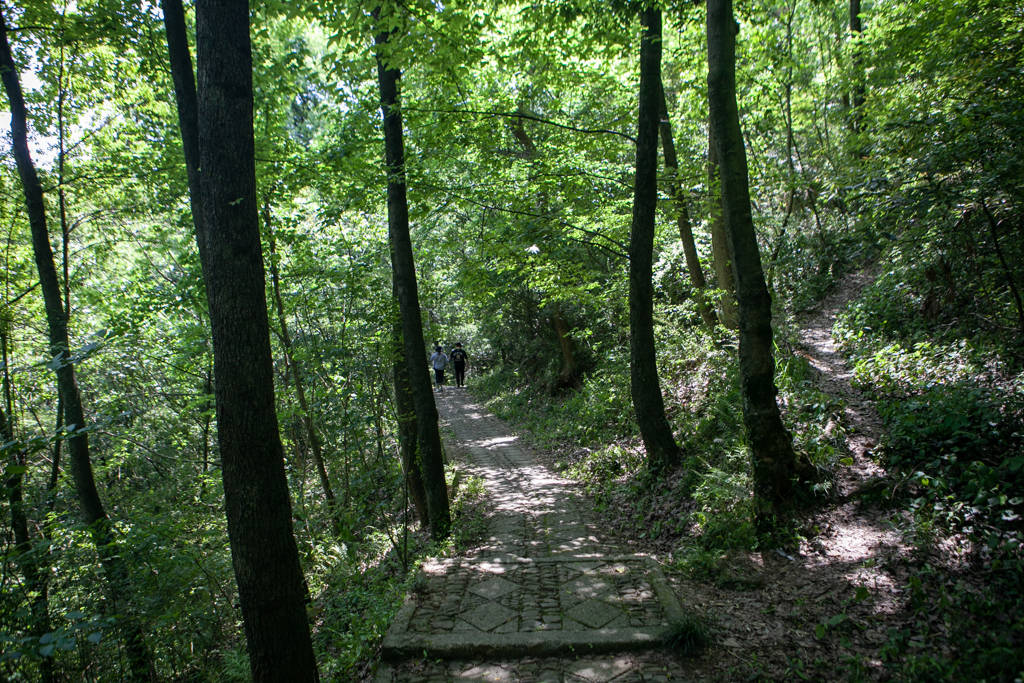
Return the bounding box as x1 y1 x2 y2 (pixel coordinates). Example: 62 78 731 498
377 390 688 681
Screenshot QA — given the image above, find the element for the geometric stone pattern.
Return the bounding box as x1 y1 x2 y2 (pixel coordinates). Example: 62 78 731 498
401 557 672 638
378 392 689 679
375 652 684 682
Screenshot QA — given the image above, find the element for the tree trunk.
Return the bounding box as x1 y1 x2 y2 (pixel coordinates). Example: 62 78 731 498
1 331 54 683
374 14 451 541
707 0 801 533
979 200 1024 337
657 82 717 330
160 0 206 256
392 290 429 527
550 309 579 390
630 7 682 471
161 0 218 504
848 0 865 134
194 1 319 679
708 126 739 329
264 202 341 533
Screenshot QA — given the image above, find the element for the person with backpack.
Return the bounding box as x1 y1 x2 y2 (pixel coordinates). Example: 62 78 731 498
450 342 468 387
429 345 448 391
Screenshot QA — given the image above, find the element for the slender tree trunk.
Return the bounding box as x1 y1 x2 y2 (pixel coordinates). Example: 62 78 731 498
782 3 796 229
657 82 717 330
848 0 865 134
707 0 802 533
160 0 206 257
979 200 1024 336
373 12 450 540
161 0 217 503
0 9 155 679
264 202 341 532
630 7 682 471
392 291 429 527
199 368 212 496
708 126 739 329
194 1 319 679
550 309 579 390
56 32 70 320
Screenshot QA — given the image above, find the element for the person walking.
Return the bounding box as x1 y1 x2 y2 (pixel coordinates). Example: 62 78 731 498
429 345 448 391
450 342 468 388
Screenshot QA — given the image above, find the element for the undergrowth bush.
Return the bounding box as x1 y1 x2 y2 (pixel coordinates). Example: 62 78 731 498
835 328 1024 545
833 258 1024 680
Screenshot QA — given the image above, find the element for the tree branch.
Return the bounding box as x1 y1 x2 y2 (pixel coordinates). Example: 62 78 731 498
404 106 637 144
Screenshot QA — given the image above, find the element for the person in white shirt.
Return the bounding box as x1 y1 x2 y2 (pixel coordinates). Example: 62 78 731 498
429 345 449 391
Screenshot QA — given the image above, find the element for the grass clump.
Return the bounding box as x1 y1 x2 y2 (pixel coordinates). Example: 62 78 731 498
664 611 711 657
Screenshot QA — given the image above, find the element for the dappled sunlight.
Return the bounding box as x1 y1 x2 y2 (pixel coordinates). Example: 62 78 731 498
476 435 518 449
803 518 905 567
435 392 612 562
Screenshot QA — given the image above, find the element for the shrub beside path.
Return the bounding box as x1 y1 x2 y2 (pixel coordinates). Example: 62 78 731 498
375 390 689 682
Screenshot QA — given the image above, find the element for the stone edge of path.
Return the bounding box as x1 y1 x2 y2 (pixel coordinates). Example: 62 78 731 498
380 555 685 662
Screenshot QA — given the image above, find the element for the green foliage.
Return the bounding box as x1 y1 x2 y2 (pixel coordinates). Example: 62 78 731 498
851 0 1024 343
833 233 1024 679
878 560 1024 681
311 542 412 681
477 362 636 454
446 471 490 553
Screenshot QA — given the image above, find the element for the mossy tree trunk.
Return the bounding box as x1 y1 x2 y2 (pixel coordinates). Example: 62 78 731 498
707 0 801 532
708 126 739 329
392 288 430 527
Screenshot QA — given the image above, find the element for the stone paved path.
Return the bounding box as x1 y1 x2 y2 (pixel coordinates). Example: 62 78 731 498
376 390 688 682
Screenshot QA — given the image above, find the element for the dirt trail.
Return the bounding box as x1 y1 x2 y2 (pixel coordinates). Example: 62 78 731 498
795 267 887 497
791 267 908 569
653 266 912 680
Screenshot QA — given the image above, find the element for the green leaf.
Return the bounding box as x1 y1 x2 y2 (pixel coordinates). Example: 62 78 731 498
3 464 27 477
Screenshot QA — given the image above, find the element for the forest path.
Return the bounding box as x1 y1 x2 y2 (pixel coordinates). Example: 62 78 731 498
770 264 914 652
789 265 905 566
794 266 887 497
375 389 688 682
